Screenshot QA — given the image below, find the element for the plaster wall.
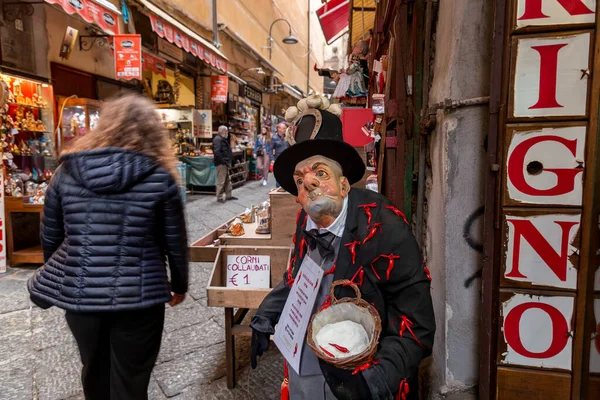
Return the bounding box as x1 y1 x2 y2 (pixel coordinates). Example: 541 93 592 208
424 0 492 398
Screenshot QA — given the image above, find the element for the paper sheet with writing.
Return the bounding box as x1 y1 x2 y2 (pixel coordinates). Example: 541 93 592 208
273 256 324 375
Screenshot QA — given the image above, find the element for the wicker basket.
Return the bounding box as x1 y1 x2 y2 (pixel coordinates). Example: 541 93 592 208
307 279 382 370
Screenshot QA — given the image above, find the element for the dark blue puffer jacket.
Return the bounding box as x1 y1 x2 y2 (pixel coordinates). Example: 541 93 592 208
27 147 189 312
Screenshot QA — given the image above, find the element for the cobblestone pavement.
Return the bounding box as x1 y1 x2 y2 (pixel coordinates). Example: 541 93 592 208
0 177 284 400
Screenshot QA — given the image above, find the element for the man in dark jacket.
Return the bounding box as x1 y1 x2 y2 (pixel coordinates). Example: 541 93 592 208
250 99 435 399
271 122 290 188
213 125 237 202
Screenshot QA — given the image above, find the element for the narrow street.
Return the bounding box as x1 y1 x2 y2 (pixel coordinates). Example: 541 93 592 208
0 178 283 400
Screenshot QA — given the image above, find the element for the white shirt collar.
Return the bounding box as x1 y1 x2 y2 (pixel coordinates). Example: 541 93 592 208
305 196 348 238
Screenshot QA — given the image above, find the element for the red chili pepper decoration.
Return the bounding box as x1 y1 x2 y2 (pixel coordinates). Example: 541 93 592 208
370 255 383 280
359 203 377 225
386 205 409 225
396 379 409 400
398 316 424 348
319 345 335 358
345 240 361 264
351 359 379 375
329 343 349 353
384 254 401 280
295 209 302 225
319 296 332 312
286 256 296 286
423 266 432 281
299 237 307 259
362 223 382 245
324 264 336 276
351 266 365 286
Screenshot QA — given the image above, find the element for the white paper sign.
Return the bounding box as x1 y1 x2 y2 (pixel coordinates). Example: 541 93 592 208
225 255 270 288
274 257 325 374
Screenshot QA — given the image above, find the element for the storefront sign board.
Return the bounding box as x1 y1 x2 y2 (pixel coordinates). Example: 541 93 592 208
510 32 591 119
504 125 586 206
500 293 575 370
195 110 212 138
514 0 596 30
211 76 228 103
225 255 270 289
502 212 580 289
240 85 263 106
114 34 141 81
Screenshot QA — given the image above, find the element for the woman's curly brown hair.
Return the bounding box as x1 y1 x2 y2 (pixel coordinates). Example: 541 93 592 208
61 93 180 182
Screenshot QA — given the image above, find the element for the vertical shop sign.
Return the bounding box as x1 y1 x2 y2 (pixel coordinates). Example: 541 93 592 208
0 178 6 273
211 76 228 103
114 34 141 81
195 110 212 138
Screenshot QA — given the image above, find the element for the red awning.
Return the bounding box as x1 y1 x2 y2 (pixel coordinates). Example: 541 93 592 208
317 0 350 44
44 0 120 35
149 13 228 73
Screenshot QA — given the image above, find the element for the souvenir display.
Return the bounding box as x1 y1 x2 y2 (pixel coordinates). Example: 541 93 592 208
58 97 100 151
228 218 245 237
332 40 370 104
240 206 255 224
255 200 271 234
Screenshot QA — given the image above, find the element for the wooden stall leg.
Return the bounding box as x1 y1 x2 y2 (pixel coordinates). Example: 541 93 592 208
225 307 236 389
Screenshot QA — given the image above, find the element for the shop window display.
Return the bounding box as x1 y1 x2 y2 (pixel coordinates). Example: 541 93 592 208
57 97 101 152
1 73 55 203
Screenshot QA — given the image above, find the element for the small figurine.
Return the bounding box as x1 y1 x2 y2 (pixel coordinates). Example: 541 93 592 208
70 113 80 136
11 143 20 155
24 181 36 197
43 169 52 181
20 140 30 155
36 120 46 132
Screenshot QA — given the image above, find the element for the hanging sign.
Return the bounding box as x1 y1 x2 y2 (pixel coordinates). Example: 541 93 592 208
149 13 227 72
0 178 5 274
142 51 166 78
211 76 228 103
114 34 142 80
44 0 120 35
225 255 270 288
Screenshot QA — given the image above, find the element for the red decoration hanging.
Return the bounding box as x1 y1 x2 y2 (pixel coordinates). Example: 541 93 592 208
351 266 365 286
345 240 361 264
423 266 432 281
319 295 332 311
352 358 379 375
324 264 336 276
396 378 409 400
286 256 296 286
398 316 424 348
359 202 377 225
300 237 308 259
362 223 382 245
384 254 401 280
386 205 409 225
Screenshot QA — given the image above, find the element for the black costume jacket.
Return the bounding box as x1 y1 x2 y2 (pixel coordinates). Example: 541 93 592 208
252 188 435 399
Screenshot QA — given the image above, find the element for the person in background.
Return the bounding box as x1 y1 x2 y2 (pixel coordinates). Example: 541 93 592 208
271 122 291 188
27 94 189 400
254 126 272 187
213 125 238 202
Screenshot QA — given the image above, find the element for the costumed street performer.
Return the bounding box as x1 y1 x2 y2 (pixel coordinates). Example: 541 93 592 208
249 94 435 400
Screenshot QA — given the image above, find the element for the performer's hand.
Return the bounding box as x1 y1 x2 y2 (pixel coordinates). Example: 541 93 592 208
319 359 373 400
250 329 270 369
169 293 185 307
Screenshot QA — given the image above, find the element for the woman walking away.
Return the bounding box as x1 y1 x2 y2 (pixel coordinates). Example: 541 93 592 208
254 126 271 186
28 94 189 400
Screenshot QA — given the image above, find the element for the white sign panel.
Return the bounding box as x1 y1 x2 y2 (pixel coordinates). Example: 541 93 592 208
501 293 574 370
274 257 324 375
225 255 270 289
516 0 596 28
0 177 5 274
504 213 580 289
513 32 590 118
194 110 212 138
506 125 586 205
590 298 600 373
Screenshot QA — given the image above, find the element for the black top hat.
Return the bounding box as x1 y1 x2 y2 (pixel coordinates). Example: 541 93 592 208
273 107 365 195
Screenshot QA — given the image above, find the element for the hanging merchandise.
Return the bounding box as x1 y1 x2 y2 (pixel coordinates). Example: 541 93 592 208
173 66 181 104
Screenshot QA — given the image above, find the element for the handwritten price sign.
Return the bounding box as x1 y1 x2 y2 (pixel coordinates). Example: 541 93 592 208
226 255 270 289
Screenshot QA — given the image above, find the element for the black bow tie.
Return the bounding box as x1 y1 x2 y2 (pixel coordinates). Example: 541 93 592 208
303 229 336 259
